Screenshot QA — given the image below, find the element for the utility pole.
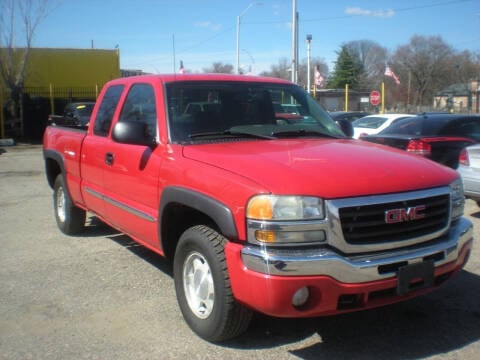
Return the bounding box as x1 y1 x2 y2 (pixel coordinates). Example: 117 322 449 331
291 0 297 83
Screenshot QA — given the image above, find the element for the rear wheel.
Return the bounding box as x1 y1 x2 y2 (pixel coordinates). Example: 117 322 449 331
173 225 253 342
53 175 86 235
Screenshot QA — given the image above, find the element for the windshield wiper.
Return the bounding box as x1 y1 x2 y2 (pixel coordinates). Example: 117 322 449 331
189 130 275 140
271 128 338 138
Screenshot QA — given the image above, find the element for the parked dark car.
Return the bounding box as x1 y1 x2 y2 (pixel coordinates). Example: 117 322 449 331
361 113 480 168
329 111 371 122
48 102 95 127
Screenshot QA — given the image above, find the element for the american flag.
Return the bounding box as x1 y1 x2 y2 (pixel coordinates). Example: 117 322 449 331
314 65 324 88
384 66 400 85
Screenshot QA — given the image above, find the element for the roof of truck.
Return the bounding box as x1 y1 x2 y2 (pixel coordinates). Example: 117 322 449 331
106 73 293 86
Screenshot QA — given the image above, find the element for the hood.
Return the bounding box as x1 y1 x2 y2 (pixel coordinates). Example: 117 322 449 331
183 139 458 199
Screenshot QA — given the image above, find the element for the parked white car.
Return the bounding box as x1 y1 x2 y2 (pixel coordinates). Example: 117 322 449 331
458 144 480 206
352 114 414 139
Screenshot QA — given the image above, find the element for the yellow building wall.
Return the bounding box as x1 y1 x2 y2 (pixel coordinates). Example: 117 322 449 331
0 47 121 138
24 48 120 88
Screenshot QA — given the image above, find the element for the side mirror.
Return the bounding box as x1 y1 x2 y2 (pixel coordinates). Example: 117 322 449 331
336 119 354 138
112 121 157 147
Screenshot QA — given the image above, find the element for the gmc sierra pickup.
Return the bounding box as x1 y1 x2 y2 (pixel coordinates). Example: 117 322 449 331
43 74 473 342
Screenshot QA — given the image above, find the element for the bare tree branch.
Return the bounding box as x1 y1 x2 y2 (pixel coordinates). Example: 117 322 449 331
0 0 52 134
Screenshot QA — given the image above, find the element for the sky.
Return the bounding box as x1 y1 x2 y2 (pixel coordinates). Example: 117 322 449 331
30 0 480 75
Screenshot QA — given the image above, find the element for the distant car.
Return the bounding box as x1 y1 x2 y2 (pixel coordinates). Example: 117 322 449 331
63 102 95 126
329 111 371 122
458 144 480 205
361 113 480 168
351 113 413 139
272 102 305 122
48 102 95 127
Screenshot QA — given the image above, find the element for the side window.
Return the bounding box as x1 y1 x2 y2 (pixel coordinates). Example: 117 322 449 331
118 84 157 138
93 85 124 136
467 121 480 142
447 119 480 141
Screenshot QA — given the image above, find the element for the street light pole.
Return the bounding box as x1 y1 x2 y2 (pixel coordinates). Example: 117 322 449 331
306 34 312 93
236 2 261 74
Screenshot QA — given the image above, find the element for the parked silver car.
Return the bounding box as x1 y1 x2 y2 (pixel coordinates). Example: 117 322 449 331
458 144 480 205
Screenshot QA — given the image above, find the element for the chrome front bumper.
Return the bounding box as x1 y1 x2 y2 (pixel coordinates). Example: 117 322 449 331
241 217 473 283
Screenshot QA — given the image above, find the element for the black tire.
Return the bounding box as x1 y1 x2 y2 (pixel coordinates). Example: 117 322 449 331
53 175 86 235
173 225 253 342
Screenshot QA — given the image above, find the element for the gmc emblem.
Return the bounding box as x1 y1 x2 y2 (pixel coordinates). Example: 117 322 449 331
384 205 426 224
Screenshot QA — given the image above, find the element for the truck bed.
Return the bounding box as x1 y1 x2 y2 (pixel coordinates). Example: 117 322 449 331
43 125 87 206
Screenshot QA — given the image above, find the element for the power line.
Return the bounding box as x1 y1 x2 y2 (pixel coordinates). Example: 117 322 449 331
246 0 475 24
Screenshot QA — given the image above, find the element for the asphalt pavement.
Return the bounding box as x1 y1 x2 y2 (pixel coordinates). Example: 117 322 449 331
1 144 480 359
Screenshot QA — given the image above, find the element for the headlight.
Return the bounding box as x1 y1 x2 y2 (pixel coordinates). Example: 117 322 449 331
247 195 325 221
450 178 465 221
246 195 327 246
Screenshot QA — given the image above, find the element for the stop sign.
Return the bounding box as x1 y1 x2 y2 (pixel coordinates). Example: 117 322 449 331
370 90 381 106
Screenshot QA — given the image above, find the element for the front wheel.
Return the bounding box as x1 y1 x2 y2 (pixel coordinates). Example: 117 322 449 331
53 175 86 235
173 225 252 342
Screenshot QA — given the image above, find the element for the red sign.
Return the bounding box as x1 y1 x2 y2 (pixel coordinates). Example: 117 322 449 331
370 90 381 106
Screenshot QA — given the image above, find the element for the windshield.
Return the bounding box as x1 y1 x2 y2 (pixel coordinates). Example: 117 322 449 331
378 117 424 135
166 81 344 143
75 103 95 117
352 116 388 129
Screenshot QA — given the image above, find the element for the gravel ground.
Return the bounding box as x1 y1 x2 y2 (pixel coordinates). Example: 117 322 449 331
1 144 480 360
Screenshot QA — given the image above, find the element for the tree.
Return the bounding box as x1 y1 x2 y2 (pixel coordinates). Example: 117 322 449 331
259 57 291 80
202 62 234 74
0 0 51 136
297 57 328 90
260 57 329 87
344 40 387 90
327 45 363 89
392 35 454 106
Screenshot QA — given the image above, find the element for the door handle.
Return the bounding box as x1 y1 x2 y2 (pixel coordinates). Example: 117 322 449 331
105 152 114 166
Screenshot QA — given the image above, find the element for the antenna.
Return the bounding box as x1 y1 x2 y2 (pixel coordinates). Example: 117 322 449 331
172 34 176 74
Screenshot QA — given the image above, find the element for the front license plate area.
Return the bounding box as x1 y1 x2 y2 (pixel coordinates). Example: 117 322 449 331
397 260 434 295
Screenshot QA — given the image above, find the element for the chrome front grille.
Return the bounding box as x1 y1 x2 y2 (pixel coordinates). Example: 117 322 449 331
339 194 449 244
326 187 452 254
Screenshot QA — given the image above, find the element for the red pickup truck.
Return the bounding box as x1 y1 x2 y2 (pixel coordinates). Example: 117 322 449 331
43 74 473 342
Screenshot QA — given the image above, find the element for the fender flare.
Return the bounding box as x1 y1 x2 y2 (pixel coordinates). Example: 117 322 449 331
159 186 239 240
43 149 66 189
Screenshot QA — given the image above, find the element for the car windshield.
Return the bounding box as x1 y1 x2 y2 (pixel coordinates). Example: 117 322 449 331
380 116 424 135
352 116 388 129
166 81 344 144
75 103 94 116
